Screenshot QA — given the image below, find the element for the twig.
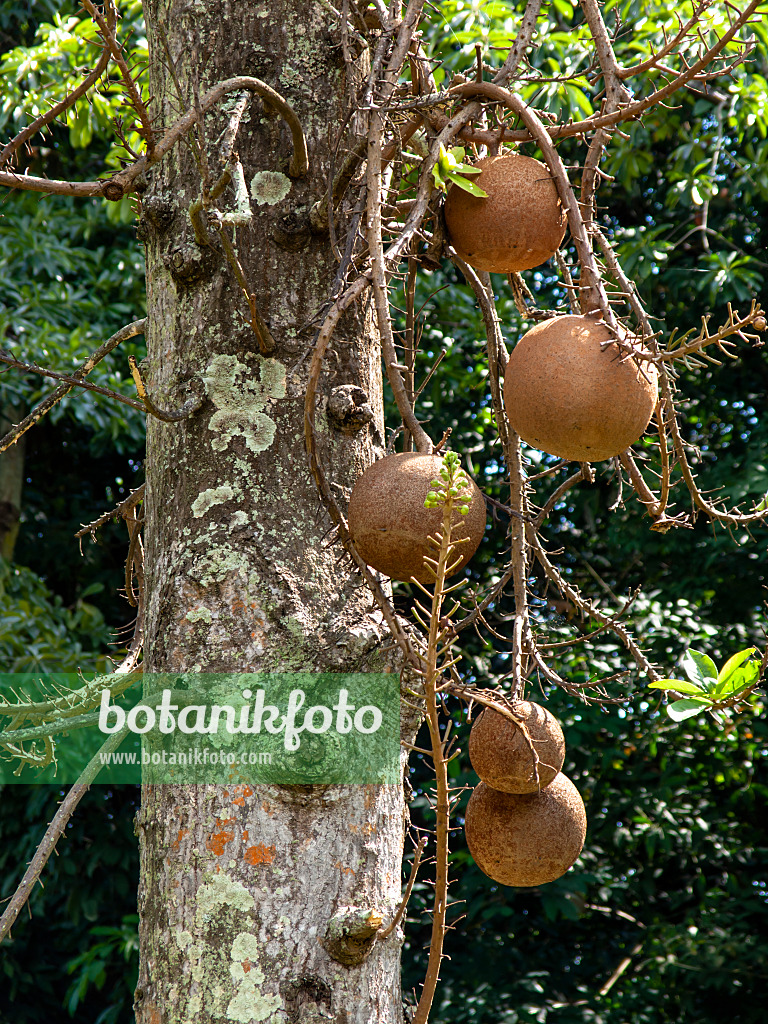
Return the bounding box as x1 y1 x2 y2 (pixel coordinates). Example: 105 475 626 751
0 724 129 945
378 836 427 938
0 76 308 199
0 28 112 169
75 483 146 539
0 320 146 452
0 352 146 413
128 356 206 420
80 0 156 157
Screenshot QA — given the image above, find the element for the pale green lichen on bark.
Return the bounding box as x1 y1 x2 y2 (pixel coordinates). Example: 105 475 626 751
186 608 213 623
192 484 239 518
169 876 284 1024
203 353 286 455
191 544 247 587
196 873 254 923
227 932 281 1023
250 170 292 206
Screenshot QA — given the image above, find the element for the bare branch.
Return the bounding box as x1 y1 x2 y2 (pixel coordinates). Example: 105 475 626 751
0 76 308 199
0 320 146 452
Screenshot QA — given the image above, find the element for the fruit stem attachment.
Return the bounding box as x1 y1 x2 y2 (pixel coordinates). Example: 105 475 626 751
447 81 615 324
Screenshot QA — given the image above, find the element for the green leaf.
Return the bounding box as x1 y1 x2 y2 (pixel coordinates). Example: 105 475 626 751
713 660 761 698
716 647 757 685
681 649 718 689
445 171 488 197
452 162 483 175
648 678 704 696
667 697 712 721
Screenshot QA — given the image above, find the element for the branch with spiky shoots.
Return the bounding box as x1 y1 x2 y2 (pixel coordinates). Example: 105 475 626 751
409 451 473 1024
653 301 766 366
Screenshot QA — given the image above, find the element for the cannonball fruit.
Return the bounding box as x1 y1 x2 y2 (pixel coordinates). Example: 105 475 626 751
465 775 586 887
347 452 486 582
503 314 659 462
469 702 565 794
444 154 567 274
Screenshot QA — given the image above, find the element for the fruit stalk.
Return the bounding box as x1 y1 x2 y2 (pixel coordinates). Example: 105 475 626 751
412 459 468 1024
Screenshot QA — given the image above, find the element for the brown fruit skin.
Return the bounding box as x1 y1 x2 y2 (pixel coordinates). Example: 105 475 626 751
469 702 565 794
444 154 566 274
347 452 486 582
465 775 586 887
503 314 659 462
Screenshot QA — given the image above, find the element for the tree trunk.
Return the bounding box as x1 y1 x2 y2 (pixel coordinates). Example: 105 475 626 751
0 405 24 561
135 3 410 1022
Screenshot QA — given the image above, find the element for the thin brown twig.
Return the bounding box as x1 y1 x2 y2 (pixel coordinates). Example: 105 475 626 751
0 320 146 452
80 0 156 157
0 30 113 170
0 76 308 199
0 351 146 413
75 483 146 539
378 836 427 938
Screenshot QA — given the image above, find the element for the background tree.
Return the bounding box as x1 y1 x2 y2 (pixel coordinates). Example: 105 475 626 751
1 1 767 1023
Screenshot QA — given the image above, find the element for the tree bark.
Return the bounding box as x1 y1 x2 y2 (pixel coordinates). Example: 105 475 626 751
0 404 24 561
135 3 411 1022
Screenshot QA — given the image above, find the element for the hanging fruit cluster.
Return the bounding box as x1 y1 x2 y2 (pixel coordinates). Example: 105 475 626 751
465 704 586 887
343 143 687 889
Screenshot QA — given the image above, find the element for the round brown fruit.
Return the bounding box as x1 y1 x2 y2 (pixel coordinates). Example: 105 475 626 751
444 154 566 274
469 701 565 794
347 452 485 582
465 775 586 887
503 314 658 462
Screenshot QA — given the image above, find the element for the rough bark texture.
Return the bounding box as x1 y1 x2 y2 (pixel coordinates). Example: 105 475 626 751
135 4 410 1021
0 405 24 560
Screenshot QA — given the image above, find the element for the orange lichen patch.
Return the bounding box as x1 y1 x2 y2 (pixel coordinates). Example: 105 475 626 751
348 821 377 837
230 785 253 806
242 830 249 843
171 828 189 851
244 844 276 865
207 818 237 856
242 961 252 973
334 861 356 876
364 786 376 810
147 1007 162 1024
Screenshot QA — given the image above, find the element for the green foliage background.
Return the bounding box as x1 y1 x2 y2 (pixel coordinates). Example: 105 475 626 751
1 1 766 1021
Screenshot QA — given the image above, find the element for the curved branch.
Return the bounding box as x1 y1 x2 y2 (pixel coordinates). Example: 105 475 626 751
0 76 308 199
0 42 112 170
434 3 762 148
0 319 146 452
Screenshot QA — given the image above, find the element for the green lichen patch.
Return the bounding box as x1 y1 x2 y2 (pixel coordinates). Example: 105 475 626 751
196 872 254 925
203 353 287 455
186 608 213 624
192 484 238 518
227 932 282 1022
191 544 247 587
250 170 291 206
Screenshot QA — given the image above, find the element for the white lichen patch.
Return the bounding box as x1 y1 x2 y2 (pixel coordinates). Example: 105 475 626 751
203 353 286 455
196 873 254 925
229 511 249 530
250 170 291 206
192 484 238 518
